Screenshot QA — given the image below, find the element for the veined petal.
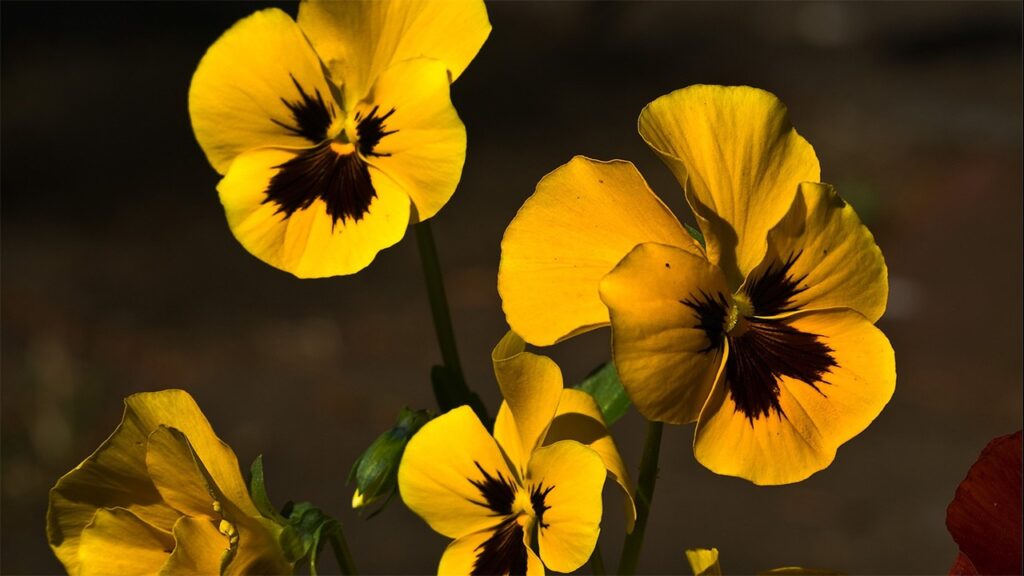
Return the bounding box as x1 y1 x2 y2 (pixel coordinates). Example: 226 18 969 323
599 242 730 424
358 58 467 222
145 426 218 519
744 182 888 322
160 516 227 576
437 525 545 576
544 388 636 533
639 85 820 287
529 441 605 573
694 309 896 485
297 0 491 106
499 157 695 346
189 8 339 174
218 147 411 278
491 332 563 476
224 515 293 576
78 508 174 576
399 406 518 539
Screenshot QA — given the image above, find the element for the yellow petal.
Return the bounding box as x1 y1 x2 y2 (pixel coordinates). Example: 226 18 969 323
529 441 605 573
77 508 174 576
639 85 820 287
599 242 730 424
399 406 517 539
189 8 339 174
297 0 491 106
160 516 227 576
491 332 564 476
544 388 636 533
145 426 218 519
745 182 888 322
224 515 293 576
685 548 723 576
437 525 545 576
499 157 695 346
357 58 467 222
694 309 896 485
217 147 411 278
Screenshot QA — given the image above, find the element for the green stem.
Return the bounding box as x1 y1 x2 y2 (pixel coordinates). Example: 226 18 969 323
328 525 357 575
414 221 489 423
617 421 664 575
589 543 606 575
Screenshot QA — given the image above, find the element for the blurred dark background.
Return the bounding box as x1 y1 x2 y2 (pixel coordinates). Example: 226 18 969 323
2 1 1021 574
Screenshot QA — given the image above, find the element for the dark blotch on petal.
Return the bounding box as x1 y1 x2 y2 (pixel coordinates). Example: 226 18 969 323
272 74 335 144
745 252 808 316
681 290 731 352
355 105 398 157
726 318 836 422
468 462 517 516
263 143 377 228
472 517 527 576
530 484 554 529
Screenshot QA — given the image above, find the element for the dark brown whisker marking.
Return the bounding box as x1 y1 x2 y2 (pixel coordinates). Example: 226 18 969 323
745 252 809 316
467 462 517 516
355 105 399 157
530 484 554 530
271 74 335 144
681 290 730 352
472 517 527 576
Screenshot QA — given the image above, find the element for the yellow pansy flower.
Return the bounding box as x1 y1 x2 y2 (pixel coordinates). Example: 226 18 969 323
47 389 291 575
399 332 635 574
499 85 895 485
189 0 490 277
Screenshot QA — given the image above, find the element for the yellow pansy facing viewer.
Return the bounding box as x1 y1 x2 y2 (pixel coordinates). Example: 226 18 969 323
499 85 895 485
189 0 490 277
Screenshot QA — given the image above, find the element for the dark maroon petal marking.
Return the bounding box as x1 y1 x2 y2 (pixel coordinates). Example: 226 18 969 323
468 462 517 516
745 252 809 316
681 290 731 353
530 484 554 529
472 517 527 576
355 105 398 157
271 74 336 144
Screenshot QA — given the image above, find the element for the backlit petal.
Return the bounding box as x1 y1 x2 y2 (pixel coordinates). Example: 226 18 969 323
399 406 517 539
437 526 545 576
145 426 218 519
685 548 722 576
499 157 695 346
78 508 174 576
297 0 491 106
189 9 338 174
545 389 636 533
599 242 730 424
160 516 226 576
358 58 466 222
639 85 820 287
529 441 605 573
694 309 895 485
224 515 293 576
218 147 411 278
745 182 888 322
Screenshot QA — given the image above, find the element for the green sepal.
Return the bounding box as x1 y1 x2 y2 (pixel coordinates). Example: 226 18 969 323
348 407 432 516
573 361 631 426
249 454 287 524
684 222 707 249
281 501 340 575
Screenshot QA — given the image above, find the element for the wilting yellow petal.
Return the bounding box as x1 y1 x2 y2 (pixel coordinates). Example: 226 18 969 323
437 526 545 576
746 182 888 322
694 308 895 485
358 58 467 222
499 157 695 346
160 516 227 576
686 548 723 576
189 9 338 174
491 332 563 476
399 406 517 539
529 441 605 573
599 242 730 424
639 85 820 287
77 508 174 576
217 147 411 278
297 0 491 106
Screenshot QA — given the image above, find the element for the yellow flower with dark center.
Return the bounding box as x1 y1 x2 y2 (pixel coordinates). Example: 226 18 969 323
189 0 490 277
499 85 895 485
47 389 292 575
399 333 635 574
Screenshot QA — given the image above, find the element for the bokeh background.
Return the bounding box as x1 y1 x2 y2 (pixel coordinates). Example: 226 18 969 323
2 1 1021 574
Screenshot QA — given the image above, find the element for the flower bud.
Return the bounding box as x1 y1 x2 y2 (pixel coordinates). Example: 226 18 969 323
349 407 431 513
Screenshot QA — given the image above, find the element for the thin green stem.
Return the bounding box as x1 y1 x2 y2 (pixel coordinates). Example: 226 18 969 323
328 525 357 575
617 420 664 575
414 221 489 423
589 543 607 575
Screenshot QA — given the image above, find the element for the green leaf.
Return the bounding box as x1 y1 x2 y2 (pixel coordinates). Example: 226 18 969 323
281 501 338 574
684 222 706 249
573 361 630 426
248 455 286 524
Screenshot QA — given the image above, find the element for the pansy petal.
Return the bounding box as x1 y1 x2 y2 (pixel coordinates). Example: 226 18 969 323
357 58 467 222
745 182 888 322
639 85 820 287
160 516 227 576
399 406 517 539
297 0 491 106
145 426 218 519
491 332 563 475
685 548 722 576
225 515 293 576
189 8 339 174
77 508 174 576
545 388 636 533
694 308 896 485
599 242 730 424
529 441 605 573
218 147 411 278
499 157 695 346
438 526 545 576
